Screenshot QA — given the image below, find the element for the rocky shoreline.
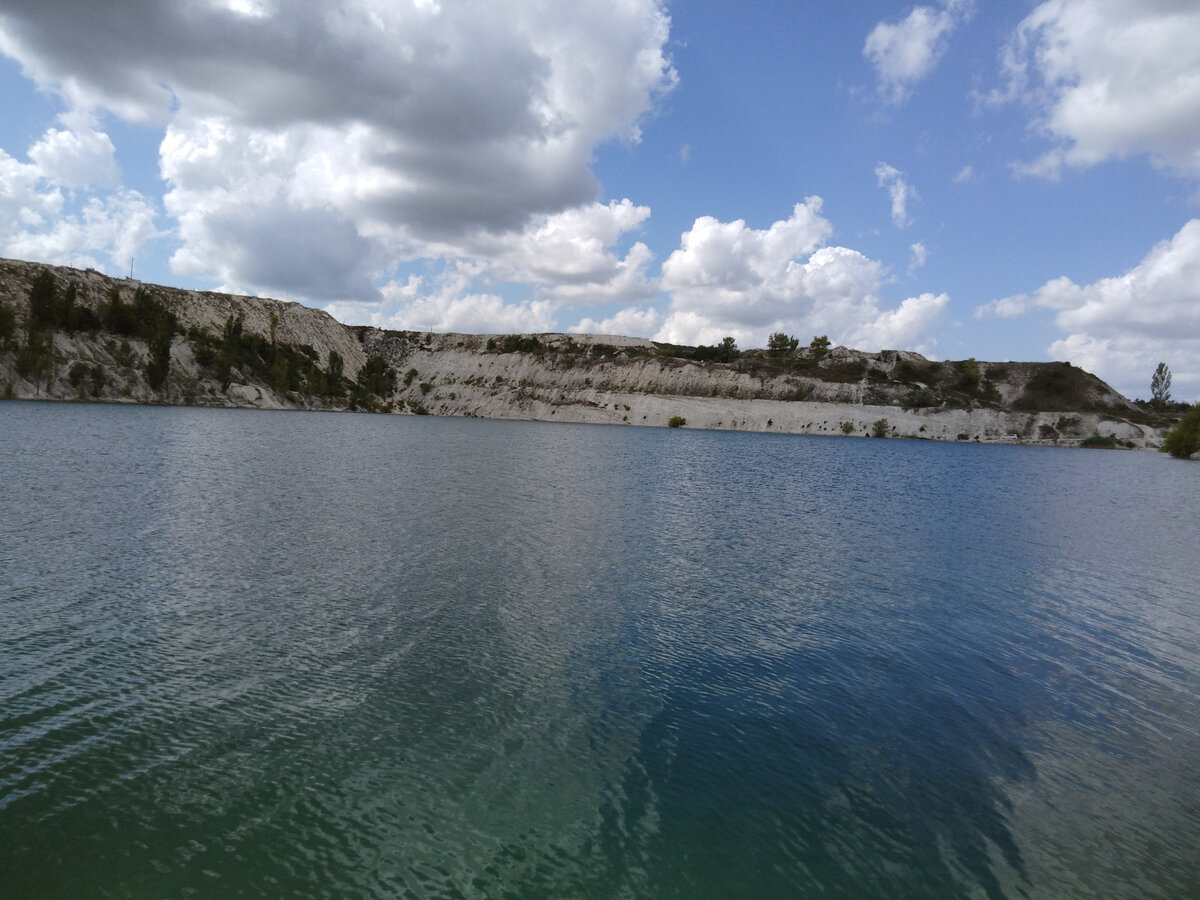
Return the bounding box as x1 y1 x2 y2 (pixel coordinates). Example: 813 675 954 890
0 257 1166 449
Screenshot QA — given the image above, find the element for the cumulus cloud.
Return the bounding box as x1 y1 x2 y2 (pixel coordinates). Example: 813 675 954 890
570 305 664 338
318 197 657 330
648 199 947 352
0 123 160 272
0 0 677 304
478 199 656 304
864 0 973 104
976 219 1200 399
876 162 917 228
996 0 1200 178
326 260 558 335
844 292 949 352
385 289 557 336
28 125 119 190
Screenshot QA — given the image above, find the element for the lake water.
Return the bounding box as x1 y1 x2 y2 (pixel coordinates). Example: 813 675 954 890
2 401 1198 898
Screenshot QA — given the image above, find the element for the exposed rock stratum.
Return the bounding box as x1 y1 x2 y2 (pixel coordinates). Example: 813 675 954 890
0 257 1165 448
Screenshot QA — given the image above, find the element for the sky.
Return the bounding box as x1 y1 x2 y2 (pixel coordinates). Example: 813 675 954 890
1 0 1198 402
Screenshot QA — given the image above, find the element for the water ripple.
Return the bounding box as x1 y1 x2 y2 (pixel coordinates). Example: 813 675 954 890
3 406 1199 897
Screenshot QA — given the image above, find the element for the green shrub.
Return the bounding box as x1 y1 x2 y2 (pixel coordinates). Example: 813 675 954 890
894 359 930 384
499 334 542 353
68 361 89 391
145 327 172 391
957 358 981 390
28 268 58 330
1164 408 1200 459
0 304 15 348
1080 434 1119 449
693 336 739 363
767 333 799 355
840 421 855 434
872 418 890 438
89 365 106 398
356 356 396 397
668 415 686 428
905 386 938 408
1056 415 1082 432
820 359 867 383
109 339 137 370
193 342 217 367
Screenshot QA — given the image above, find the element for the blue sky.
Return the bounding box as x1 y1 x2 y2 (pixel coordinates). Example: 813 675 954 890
1 1 1198 401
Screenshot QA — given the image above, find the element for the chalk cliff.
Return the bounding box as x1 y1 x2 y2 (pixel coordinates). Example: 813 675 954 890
0 257 1164 447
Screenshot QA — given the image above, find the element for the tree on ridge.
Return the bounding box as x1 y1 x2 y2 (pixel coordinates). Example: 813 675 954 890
1151 362 1172 411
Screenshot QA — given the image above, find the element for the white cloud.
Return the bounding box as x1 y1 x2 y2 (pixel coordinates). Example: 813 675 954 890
327 260 558 335
8 191 160 274
28 125 119 190
570 306 664 338
481 199 656 304
312 198 657 332
976 219 1200 399
843 292 949 353
876 162 917 228
974 294 1033 319
909 241 928 274
997 0 1200 178
0 0 677 303
387 290 558 336
864 0 973 104
0 124 159 272
659 198 833 319
651 200 947 352
953 164 975 184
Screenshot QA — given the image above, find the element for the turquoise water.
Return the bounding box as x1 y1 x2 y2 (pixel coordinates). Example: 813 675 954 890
2 401 1198 898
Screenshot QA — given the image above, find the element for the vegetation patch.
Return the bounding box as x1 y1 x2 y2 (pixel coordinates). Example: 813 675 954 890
1164 408 1200 459
1014 363 1100 411
1079 434 1121 449
487 334 544 354
819 359 867 383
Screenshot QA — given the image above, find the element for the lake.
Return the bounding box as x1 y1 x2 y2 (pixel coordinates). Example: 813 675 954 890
2 401 1198 898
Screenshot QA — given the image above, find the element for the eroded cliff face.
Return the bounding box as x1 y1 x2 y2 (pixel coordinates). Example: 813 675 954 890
0 257 1163 447
0 258 365 409
360 331 1159 447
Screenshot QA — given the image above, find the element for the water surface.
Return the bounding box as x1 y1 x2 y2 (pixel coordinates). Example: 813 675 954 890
2 402 1198 897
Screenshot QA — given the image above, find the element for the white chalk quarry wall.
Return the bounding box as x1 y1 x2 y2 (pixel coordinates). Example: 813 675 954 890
381 337 1158 448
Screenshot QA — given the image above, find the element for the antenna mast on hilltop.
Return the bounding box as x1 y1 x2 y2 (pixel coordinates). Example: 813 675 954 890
129 257 134 280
